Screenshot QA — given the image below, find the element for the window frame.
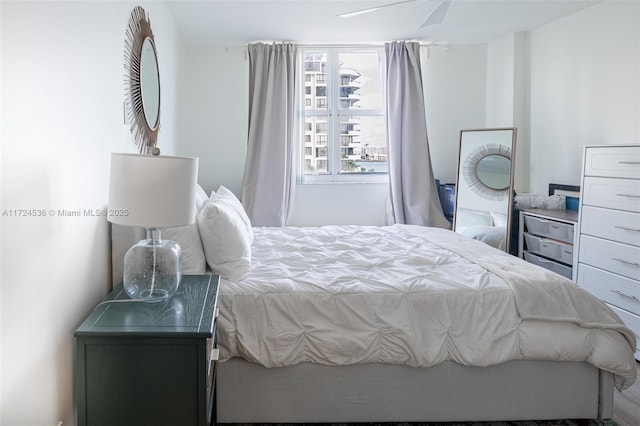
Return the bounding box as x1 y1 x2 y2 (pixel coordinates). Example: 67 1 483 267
300 46 388 184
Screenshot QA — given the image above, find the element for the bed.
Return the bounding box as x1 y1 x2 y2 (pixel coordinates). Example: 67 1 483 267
111 187 637 423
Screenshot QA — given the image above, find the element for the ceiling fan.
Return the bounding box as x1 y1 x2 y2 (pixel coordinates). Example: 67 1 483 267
337 0 451 29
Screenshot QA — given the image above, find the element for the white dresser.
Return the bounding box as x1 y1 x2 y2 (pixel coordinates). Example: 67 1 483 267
576 144 640 360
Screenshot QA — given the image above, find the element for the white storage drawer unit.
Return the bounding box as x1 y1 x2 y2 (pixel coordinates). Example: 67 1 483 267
576 144 640 360
519 208 578 281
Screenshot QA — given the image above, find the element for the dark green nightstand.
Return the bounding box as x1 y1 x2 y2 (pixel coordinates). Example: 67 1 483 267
75 274 220 426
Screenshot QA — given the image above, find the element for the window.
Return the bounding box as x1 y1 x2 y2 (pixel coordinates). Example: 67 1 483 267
301 48 387 183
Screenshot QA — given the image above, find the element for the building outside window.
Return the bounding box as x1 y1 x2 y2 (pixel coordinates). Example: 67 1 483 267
301 48 387 182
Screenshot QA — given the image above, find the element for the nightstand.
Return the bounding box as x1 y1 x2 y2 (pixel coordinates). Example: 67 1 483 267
75 274 220 426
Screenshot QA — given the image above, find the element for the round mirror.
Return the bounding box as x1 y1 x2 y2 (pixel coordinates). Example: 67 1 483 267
476 154 510 190
124 7 160 154
140 37 160 130
461 143 512 201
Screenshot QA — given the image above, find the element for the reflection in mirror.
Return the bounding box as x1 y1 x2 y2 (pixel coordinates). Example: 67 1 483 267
140 37 160 130
453 128 517 253
477 155 510 190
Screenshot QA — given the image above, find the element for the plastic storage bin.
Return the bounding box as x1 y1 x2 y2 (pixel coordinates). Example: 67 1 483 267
524 251 572 279
524 215 574 243
547 221 574 243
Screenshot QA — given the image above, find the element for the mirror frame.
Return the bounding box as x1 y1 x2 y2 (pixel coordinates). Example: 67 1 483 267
124 6 160 154
453 127 517 253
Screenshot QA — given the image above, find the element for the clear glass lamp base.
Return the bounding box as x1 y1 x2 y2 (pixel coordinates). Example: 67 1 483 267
123 228 182 303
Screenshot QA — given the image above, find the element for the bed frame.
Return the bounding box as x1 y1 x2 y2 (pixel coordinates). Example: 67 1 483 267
216 358 614 423
111 226 616 423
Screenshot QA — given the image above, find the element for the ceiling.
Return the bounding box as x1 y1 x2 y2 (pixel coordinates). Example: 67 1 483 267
165 0 602 46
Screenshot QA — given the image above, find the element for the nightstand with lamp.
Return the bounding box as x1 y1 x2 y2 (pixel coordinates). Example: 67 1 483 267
75 7 218 426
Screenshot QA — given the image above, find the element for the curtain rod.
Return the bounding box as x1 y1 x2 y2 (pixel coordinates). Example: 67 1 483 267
221 42 450 52
289 42 449 48
231 41 449 48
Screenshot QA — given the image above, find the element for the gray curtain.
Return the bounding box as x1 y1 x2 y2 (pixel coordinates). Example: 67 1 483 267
241 42 297 227
385 41 450 228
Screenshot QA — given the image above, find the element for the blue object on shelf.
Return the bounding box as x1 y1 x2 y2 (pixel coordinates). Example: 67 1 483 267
566 196 579 211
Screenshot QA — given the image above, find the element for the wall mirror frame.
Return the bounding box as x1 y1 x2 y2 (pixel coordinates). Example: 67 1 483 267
124 6 161 154
453 127 517 253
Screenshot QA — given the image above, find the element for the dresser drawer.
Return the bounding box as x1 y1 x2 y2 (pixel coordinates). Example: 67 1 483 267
607 304 640 359
582 177 640 213
580 206 640 248
578 264 640 315
584 146 640 179
578 235 640 281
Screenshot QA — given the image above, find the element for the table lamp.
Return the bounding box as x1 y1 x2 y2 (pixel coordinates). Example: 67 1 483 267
108 152 198 302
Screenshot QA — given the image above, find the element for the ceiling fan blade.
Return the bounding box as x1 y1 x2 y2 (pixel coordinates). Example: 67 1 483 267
337 0 419 19
418 0 451 28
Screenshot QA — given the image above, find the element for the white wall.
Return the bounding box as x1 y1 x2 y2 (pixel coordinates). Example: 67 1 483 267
179 45 248 196
0 2 184 424
485 32 530 193
422 44 488 185
528 0 639 195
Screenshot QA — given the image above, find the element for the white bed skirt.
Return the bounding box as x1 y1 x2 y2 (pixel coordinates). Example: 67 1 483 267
216 358 614 423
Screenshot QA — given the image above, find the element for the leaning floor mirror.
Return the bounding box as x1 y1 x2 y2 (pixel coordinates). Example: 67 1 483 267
453 128 517 253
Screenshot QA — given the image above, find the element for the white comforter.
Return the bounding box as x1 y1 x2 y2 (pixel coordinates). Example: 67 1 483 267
216 225 637 389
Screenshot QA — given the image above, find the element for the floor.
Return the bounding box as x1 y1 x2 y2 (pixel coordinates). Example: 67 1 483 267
612 361 640 426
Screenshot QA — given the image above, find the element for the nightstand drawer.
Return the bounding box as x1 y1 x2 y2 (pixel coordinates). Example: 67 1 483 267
580 206 640 247
582 177 640 213
584 145 640 179
578 264 640 315
579 235 640 281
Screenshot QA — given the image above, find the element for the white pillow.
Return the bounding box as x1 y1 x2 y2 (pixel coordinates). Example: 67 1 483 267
490 211 508 228
456 208 494 227
162 184 209 275
210 185 254 243
197 200 251 280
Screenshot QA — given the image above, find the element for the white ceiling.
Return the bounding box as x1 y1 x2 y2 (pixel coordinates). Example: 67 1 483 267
165 0 602 46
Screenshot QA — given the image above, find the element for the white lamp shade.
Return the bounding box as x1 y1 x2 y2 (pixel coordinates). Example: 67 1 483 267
108 153 199 228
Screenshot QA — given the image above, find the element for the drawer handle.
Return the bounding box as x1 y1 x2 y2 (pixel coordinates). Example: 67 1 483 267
612 257 640 267
614 225 640 233
619 161 640 165
616 193 640 199
610 289 639 302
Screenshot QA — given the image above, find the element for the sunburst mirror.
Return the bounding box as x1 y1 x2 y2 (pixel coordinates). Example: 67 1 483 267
124 6 160 154
462 143 512 201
